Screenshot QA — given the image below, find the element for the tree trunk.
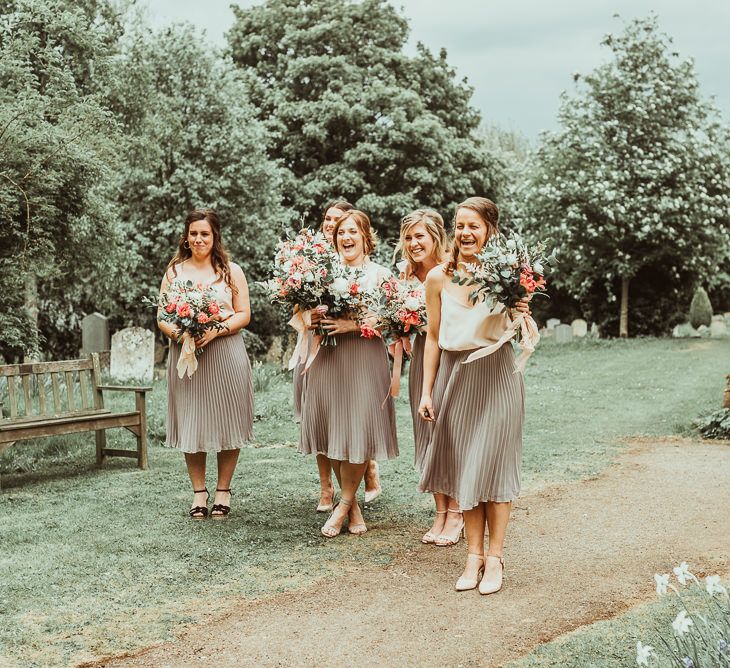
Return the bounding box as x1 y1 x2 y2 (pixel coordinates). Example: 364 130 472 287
619 276 630 338
24 271 40 362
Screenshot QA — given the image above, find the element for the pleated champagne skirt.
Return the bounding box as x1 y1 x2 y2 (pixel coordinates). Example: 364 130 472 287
299 332 399 463
409 333 432 471
418 343 525 509
166 334 254 453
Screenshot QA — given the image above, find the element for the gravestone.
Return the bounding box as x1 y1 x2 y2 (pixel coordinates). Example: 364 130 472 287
110 327 154 382
81 312 109 355
540 327 554 339
672 323 698 338
710 319 728 338
590 322 600 338
554 324 573 344
546 318 561 330
571 319 588 338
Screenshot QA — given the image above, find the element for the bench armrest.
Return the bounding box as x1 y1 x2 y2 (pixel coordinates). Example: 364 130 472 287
97 384 152 393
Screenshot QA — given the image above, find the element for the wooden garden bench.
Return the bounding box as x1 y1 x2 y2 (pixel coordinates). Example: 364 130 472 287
0 353 150 469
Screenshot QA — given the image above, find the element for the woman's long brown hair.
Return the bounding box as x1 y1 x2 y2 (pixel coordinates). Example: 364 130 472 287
165 209 236 293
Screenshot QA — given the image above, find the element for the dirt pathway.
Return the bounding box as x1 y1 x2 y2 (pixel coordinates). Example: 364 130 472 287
94 438 730 668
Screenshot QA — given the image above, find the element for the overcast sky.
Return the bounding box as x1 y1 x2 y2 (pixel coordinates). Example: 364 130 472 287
144 0 730 139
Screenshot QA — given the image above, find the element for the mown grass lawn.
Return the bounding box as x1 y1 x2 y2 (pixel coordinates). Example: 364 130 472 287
0 338 727 666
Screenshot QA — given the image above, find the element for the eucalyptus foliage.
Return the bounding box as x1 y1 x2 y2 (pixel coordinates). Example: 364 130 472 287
517 16 730 337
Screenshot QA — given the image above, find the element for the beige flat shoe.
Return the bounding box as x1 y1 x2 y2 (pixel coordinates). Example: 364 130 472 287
455 553 485 591
435 508 464 546
421 510 447 544
316 486 335 513
479 555 504 595
363 461 381 504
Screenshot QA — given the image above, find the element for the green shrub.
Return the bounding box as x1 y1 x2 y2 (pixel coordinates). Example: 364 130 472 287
689 287 713 328
694 408 730 439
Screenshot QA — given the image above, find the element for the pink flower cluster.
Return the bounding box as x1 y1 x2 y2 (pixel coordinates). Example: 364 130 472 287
370 276 427 344
155 280 224 341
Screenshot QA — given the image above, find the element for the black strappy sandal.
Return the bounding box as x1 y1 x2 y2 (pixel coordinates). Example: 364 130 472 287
189 488 209 520
211 488 233 519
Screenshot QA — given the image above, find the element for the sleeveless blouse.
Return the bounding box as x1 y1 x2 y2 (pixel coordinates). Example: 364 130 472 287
438 289 508 351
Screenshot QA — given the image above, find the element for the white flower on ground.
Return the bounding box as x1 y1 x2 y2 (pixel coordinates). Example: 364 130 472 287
672 610 693 636
636 641 653 666
655 573 670 595
673 562 696 585
705 575 728 596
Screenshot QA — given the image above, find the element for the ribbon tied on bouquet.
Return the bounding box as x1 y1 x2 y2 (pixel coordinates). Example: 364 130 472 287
288 307 328 373
384 335 413 405
176 332 199 379
462 304 541 372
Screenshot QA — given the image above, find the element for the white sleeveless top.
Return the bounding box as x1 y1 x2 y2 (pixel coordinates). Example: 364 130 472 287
170 263 235 317
439 289 509 351
355 257 390 290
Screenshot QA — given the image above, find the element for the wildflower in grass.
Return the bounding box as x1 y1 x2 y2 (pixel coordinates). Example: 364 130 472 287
673 561 696 585
682 658 693 668
635 640 653 666
672 610 693 635
705 575 728 597
719 639 728 655
655 573 670 595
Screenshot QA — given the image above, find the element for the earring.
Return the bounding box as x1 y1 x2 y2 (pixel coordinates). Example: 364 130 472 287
184 240 190 249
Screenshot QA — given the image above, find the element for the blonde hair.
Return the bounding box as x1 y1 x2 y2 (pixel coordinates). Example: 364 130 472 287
446 197 499 275
394 209 448 271
332 210 378 256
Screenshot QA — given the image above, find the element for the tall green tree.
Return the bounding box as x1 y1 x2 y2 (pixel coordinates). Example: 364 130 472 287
227 0 502 240
108 23 285 352
517 15 730 336
0 0 127 359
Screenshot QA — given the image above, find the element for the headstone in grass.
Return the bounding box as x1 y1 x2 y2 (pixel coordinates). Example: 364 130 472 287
571 319 587 337
110 327 154 382
672 323 699 338
540 327 554 339
590 322 600 338
555 323 573 344
710 319 728 338
546 318 561 330
81 312 109 355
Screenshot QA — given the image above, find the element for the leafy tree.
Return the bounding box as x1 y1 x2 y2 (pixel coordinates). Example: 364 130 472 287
227 0 502 241
0 0 127 359
689 287 713 328
516 15 730 337
107 23 285 352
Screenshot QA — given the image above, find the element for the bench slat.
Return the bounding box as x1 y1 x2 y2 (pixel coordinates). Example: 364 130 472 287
7 377 17 419
0 359 94 376
51 374 61 413
2 408 111 425
38 374 47 415
79 370 90 410
0 410 140 443
22 375 32 417
65 371 75 412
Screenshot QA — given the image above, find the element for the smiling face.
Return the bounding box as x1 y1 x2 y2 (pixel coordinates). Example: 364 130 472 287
187 219 214 259
336 219 366 265
321 207 345 241
404 221 436 266
454 207 489 262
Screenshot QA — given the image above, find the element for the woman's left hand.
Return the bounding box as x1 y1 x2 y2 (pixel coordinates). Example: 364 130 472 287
510 297 532 318
195 328 219 349
318 318 358 336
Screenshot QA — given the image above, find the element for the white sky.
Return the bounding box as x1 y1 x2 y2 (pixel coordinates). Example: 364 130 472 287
144 0 730 139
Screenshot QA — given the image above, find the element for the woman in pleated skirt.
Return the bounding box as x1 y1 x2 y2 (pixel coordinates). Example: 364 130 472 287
158 209 254 520
418 197 529 594
299 210 398 537
394 210 462 546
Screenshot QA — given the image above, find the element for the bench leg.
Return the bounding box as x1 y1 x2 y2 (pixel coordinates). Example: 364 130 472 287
135 392 148 470
96 430 107 467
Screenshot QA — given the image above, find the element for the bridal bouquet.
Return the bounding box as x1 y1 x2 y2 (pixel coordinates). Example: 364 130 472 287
152 280 227 378
314 261 369 346
370 276 426 344
260 228 333 311
453 232 557 372
453 231 556 308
